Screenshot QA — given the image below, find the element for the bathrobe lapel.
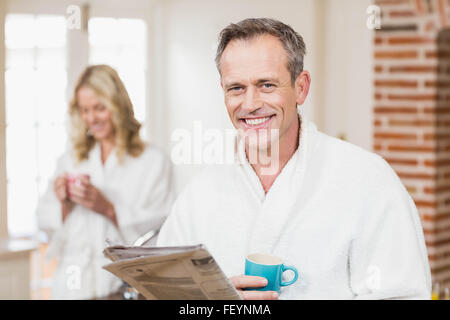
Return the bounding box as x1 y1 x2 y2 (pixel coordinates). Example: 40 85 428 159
237 115 312 255
88 143 118 188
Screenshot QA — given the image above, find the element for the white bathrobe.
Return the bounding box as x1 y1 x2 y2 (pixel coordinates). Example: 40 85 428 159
37 143 173 299
157 116 432 300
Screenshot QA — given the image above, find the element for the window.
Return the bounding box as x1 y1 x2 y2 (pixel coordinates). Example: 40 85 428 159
5 14 68 237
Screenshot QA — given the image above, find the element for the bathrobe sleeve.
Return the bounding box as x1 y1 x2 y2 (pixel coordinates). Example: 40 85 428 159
114 152 174 245
36 152 70 239
156 198 195 247
157 176 210 247
349 159 432 300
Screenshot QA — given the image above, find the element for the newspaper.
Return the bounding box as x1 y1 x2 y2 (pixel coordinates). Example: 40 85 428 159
102 244 242 300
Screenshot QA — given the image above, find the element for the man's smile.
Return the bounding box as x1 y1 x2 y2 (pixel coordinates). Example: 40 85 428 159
239 114 276 129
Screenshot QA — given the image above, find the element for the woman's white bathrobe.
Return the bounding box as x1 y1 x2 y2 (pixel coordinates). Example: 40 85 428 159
157 116 431 300
37 143 173 299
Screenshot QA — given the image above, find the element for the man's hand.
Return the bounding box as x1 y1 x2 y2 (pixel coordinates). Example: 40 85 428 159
230 275 279 300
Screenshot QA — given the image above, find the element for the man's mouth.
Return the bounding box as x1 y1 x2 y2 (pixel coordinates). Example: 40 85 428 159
240 115 275 128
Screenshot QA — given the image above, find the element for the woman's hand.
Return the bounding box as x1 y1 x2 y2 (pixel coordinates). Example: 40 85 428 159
67 175 118 226
54 175 69 203
54 174 74 222
230 275 279 300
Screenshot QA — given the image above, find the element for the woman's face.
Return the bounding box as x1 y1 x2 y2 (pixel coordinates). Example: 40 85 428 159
77 86 115 142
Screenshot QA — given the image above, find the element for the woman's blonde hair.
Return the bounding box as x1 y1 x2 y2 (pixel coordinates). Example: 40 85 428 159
69 65 145 163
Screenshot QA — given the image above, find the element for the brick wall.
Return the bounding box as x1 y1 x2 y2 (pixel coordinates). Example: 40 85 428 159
374 0 450 293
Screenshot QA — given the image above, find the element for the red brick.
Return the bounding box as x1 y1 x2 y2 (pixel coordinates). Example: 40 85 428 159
424 186 435 194
437 159 450 166
388 94 437 101
374 37 384 45
437 120 450 126
437 0 447 28
415 0 424 14
387 36 433 45
374 65 383 73
374 106 419 114
375 0 412 5
426 238 450 247
424 160 436 167
424 225 450 235
406 185 418 194
425 21 437 33
389 65 438 73
389 11 416 18
388 145 436 153
424 107 450 114
415 200 438 209
385 157 419 166
422 213 450 222
428 252 450 262
397 172 436 180
424 133 450 140
389 119 434 127
375 79 418 88
437 185 450 192
426 51 450 59
375 51 418 59
430 265 450 275
374 132 417 140
439 145 450 152
375 92 383 100
425 80 450 88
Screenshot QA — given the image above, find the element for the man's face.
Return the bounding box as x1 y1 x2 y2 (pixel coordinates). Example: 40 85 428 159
219 34 300 150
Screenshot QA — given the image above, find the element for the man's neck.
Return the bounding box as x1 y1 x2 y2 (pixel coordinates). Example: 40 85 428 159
248 116 300 194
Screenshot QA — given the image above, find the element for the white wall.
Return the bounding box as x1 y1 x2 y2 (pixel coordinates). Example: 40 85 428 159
322 0 373 150
0 0 7 238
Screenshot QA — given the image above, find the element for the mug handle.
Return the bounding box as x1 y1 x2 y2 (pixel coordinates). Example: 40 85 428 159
280 265 299 287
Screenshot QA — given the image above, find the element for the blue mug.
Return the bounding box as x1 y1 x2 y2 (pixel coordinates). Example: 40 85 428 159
245 253 299 294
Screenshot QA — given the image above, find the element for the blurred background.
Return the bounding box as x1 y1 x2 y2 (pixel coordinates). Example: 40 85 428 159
0 0 448 300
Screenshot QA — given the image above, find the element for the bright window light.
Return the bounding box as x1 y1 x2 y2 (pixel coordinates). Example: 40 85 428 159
5 14 68 237
88 17 147 128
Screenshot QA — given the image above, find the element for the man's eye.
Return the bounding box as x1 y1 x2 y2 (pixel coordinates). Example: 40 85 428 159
263 83 274 88
229 87 242 92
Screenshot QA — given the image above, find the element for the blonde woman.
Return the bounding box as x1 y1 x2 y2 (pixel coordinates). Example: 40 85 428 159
37 65 173 299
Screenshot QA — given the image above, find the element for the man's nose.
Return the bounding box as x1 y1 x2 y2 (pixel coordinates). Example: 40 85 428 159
242 86 261 113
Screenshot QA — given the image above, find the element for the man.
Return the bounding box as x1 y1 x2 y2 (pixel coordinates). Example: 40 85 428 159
157 18 431 299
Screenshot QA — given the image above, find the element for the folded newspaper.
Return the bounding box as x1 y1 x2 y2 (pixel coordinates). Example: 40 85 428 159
102 244 242 300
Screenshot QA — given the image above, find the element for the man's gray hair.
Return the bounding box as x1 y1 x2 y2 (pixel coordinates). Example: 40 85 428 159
215 18 306 85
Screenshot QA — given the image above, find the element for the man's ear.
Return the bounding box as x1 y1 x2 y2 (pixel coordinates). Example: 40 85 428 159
294 70 311 106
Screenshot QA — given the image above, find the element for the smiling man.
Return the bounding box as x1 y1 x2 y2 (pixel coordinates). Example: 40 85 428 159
157 18 431 300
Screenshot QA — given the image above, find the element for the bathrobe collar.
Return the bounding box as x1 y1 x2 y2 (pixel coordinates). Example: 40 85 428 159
88 142 119 186
235 113 311 204
235 113 315 254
